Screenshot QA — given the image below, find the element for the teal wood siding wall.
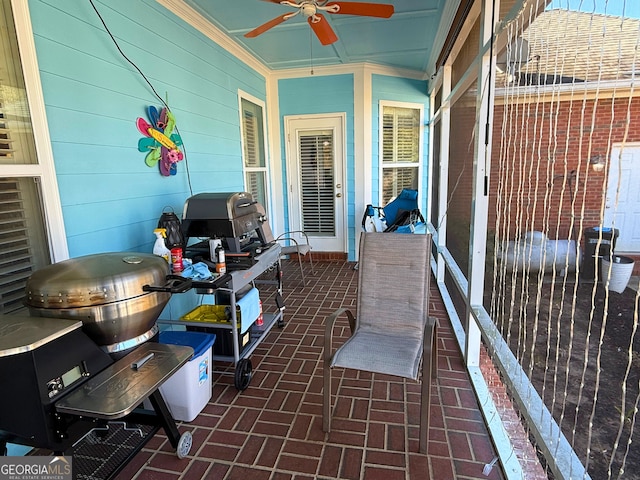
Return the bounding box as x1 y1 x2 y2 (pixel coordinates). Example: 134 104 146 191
29 0 266 257
371 74 429 212
277 74 355 257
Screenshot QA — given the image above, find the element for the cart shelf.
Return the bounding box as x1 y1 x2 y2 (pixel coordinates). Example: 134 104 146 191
159 243 284 390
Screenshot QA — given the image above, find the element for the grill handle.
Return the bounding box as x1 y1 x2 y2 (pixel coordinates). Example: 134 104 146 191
143 275 193 294
191 272 232 290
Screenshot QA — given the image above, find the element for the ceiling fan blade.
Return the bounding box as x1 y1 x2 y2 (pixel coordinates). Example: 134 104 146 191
308 13 338 46
326 2 394 18
244 14 292 38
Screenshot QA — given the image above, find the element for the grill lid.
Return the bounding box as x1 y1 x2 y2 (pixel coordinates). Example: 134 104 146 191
181 191 263 238
25 253 170 309
182 192 258 220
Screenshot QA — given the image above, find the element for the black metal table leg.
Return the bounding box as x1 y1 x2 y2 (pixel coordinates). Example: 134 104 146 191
147 390 180 448
146 390 192 458
149 390 193 458
275 260 285 327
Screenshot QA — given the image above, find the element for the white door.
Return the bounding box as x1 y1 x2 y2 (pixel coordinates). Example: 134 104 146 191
604 144 640 252
285 114 346 252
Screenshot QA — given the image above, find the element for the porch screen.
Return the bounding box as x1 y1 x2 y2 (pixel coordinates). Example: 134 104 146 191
299 131 335 235
485 2 640 478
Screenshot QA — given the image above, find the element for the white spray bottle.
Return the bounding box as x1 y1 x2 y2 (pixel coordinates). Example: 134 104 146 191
153 228 171 263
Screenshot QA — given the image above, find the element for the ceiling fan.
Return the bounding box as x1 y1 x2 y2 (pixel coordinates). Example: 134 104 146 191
244 1 395 46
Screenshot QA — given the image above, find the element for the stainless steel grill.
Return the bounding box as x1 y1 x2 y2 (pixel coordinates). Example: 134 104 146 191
24 253 171 354
0 253 195 460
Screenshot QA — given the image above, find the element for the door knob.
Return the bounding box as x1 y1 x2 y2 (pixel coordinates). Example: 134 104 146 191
336 193 342 198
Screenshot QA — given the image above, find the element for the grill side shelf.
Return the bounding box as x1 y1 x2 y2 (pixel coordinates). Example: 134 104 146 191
55 343 193 419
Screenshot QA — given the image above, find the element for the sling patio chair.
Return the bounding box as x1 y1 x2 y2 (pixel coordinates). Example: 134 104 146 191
323 232 438 454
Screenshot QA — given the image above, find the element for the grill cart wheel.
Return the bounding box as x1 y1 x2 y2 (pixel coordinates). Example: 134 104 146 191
234 358 253 391
177 431 192 459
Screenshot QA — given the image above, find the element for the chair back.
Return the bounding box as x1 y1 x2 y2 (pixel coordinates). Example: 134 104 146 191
356 232 431 335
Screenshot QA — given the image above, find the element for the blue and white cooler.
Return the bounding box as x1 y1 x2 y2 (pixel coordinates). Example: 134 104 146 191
157 331 216 422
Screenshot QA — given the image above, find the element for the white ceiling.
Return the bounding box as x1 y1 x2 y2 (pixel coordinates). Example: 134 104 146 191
181 0 452 75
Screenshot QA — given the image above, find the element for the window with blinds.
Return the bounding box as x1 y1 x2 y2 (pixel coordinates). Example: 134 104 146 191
381 104 421 204
240 95 268 212
0 111 14 158
299 131 335 235
0 178 49 314
1 0 36 165
1 0 52 313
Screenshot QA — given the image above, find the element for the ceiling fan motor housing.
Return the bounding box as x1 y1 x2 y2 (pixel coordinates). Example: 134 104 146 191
301 3 317 17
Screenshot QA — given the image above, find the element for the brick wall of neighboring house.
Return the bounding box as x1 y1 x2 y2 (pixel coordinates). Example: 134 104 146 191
489 94 640 274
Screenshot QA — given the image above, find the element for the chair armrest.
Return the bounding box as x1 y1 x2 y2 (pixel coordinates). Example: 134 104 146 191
277 237 301 249
324 308 356 365
275 231 311 248
276 230 310 242
275 236 298 243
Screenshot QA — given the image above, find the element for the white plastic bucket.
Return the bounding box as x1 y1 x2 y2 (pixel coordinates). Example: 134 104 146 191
601 255 635 293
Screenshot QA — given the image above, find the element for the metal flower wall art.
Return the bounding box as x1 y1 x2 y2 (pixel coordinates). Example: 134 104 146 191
137 106 183 176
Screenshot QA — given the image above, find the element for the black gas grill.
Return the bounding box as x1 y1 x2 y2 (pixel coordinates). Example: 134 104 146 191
182 192 273 253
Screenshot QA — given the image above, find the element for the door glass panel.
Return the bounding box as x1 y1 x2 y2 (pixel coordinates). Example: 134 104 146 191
299 130 335 236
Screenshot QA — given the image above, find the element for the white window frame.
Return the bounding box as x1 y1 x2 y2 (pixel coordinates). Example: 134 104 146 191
5 0 67 261
238 90 271 216
378 100 424 205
